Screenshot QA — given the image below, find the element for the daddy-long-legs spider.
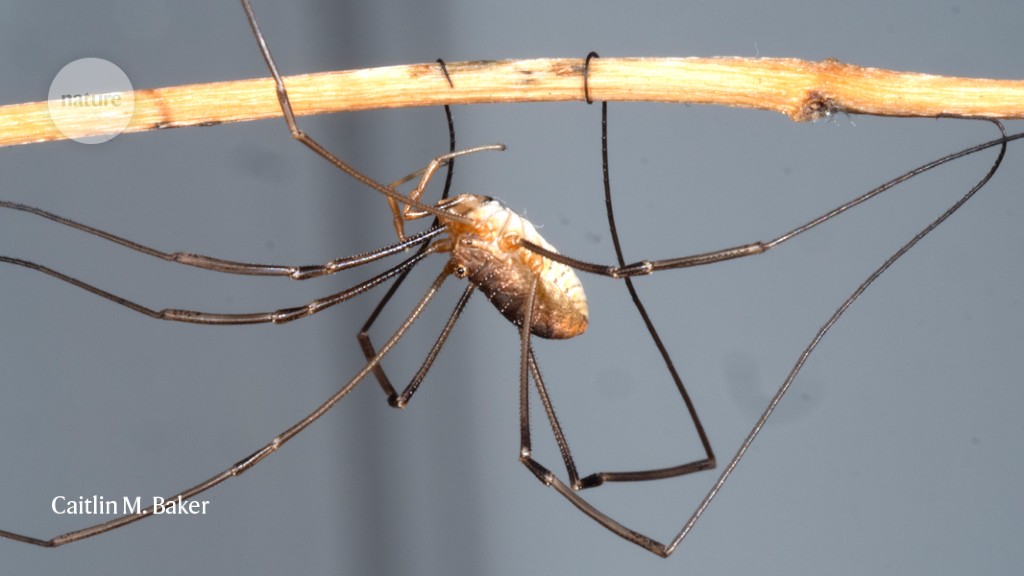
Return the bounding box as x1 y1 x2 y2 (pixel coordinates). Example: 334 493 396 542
3 1 1024 575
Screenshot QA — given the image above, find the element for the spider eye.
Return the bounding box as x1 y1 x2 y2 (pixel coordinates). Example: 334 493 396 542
454 265 468 278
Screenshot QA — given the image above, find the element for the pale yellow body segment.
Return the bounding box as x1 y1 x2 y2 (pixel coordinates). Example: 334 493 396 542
439 194 588 339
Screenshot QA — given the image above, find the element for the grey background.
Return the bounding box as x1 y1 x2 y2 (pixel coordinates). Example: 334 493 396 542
2 1 1022 575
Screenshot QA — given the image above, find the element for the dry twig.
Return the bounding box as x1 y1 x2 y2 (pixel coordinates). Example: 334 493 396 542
2 57 1023 148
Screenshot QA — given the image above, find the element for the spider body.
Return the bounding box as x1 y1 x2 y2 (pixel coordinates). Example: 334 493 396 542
437 193 589 340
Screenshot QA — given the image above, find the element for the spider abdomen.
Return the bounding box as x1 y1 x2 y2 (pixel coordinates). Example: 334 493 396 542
442 194 588 340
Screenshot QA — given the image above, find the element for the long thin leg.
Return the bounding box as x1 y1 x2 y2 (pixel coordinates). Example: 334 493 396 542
357 98 463 405
519 120 1011 556
663 120 1012 556
357 78 480 409
360 282 475 408
240 0 479 227
520 100 716 492
525 347 582 488
577 99 715 488
0 267 452 548
0 199 444 279
0 248 434 326
517 277 668 555
520 130 1024 279
245 5 505 406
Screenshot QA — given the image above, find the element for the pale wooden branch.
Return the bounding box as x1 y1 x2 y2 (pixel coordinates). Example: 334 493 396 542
3 57 1024 148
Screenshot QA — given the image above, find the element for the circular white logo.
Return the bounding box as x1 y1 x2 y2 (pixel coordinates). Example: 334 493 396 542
48 58 134 144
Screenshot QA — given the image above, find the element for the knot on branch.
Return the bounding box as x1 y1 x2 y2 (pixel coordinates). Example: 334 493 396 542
798 90 838 122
